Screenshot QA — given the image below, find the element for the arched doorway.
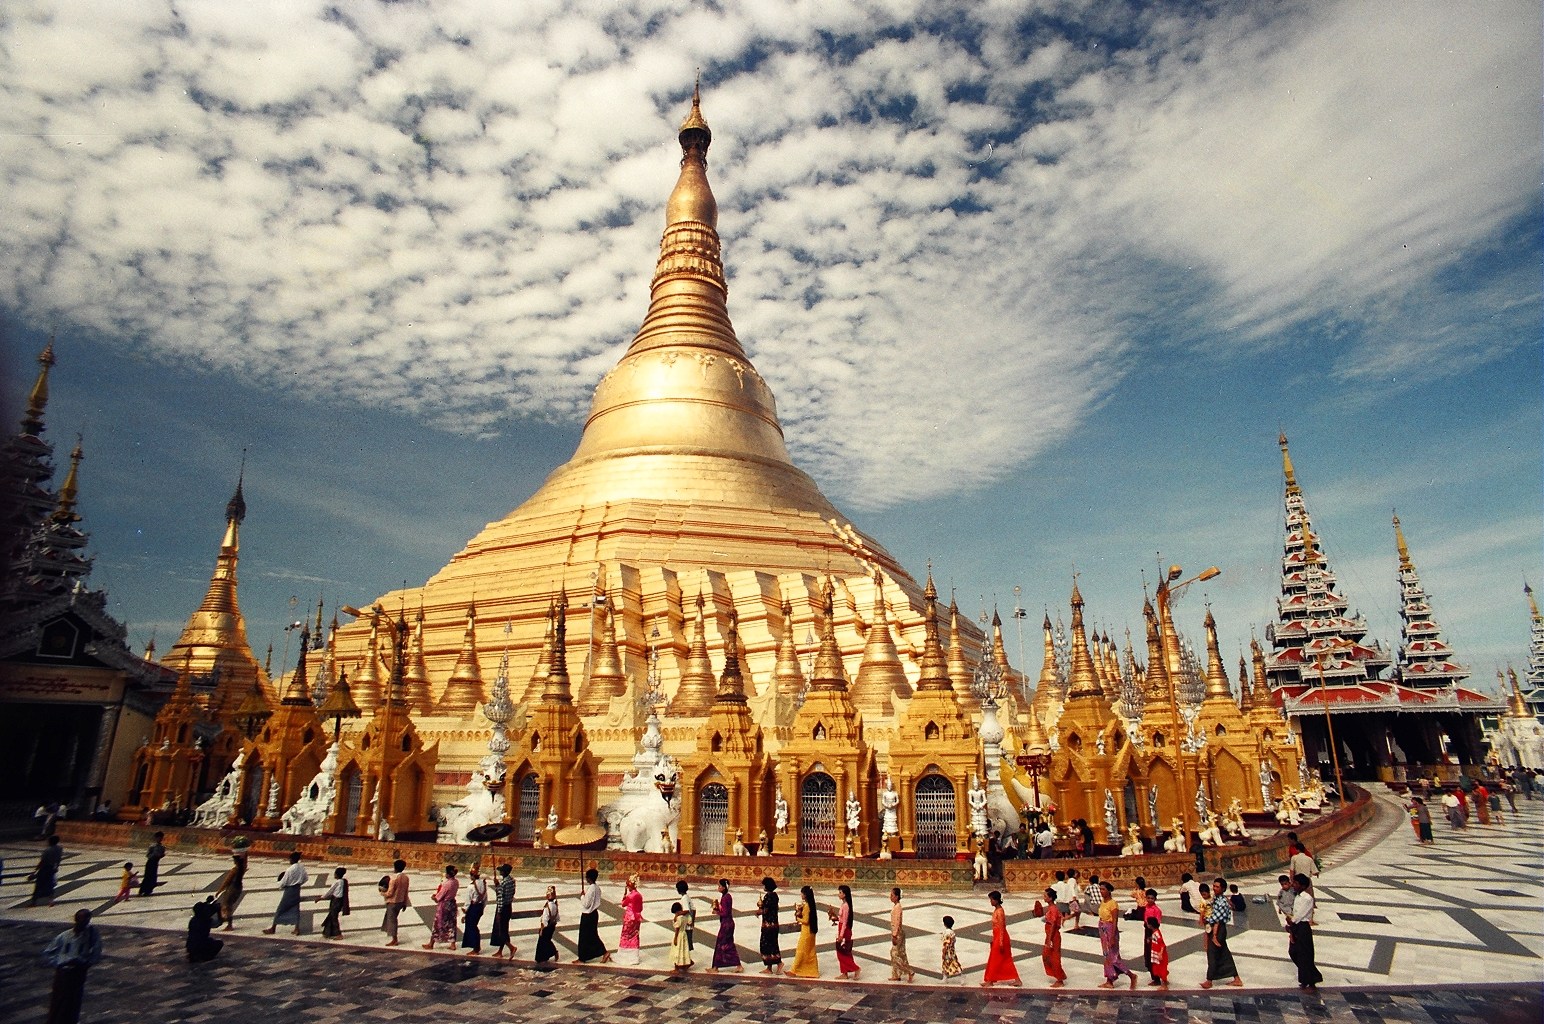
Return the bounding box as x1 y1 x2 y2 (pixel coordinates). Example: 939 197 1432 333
341 767 364 831
799 771 836 855
913 773 956 858
515 773 541 843
697 783 729 855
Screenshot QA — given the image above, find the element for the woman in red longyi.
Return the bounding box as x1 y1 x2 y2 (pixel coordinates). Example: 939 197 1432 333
981 890 1022 987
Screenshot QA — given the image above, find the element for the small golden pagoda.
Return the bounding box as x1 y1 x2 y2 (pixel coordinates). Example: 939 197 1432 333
677 608 771 853
1050 582 1123 827
775 580 874 856
886 570 978 857
248 628 326 829
124 654 206 818
1193 607 1264 813
501 592 598 832
435 602 484 716
1245 637 1301 802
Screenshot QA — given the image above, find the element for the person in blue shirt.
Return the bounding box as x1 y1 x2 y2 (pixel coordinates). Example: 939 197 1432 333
1200 877 1243 988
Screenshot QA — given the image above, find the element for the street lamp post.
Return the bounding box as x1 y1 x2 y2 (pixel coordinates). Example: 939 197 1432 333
1154 563 1220 845
371 606 410 838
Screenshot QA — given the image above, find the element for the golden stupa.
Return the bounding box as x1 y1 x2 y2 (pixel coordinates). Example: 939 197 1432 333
324 87 990 799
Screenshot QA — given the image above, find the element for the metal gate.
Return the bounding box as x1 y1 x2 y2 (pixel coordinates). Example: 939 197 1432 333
914 774 957 858
697 783 729 855
515 773 541 842
342 771 363 831
799 772 837 854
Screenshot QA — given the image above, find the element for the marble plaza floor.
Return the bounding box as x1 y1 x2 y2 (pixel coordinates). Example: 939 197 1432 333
1 786 1539 1023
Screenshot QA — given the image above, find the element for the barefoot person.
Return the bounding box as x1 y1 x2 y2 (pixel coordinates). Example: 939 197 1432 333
1040 886 1067 988
981 890 1021 988
1096 881 1138 990
1201 877 1244 988
709 878 743 973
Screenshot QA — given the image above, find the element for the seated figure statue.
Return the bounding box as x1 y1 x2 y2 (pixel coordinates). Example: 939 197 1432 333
280 744 341 836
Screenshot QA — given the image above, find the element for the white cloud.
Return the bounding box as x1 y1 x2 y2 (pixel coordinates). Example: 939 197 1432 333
0 0 1535 510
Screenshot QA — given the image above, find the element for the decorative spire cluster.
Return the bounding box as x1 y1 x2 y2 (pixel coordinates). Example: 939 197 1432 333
1390 513 1468 690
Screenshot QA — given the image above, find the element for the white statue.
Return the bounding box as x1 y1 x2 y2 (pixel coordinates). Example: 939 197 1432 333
967 774 989 837
615 756 681 853
191 751 245 829
264 776 280 818
1259 761 1277 811
774 790 790 833
280 743 341 836
1199 811 1224 847
845 793 861 834
546 805 559 833
1222 798 1250 839
732 829 747 856
376 815 395 841
1298 779 1326 811
1102 789 1119 844
1275 789 1302 826
436 767 507 845
879 775 900 839
1162 816 1187 853
601 708 671 849
757 828 769 855
1120 823 1143 857
1147 786 1159 830
1096 732 1107 756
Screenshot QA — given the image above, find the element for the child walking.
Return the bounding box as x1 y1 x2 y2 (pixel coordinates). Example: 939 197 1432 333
115 862 137 903
940 915 962 983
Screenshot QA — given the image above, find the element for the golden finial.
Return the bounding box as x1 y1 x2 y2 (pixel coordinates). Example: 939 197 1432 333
225 452 247 526
1392 510 1413 571
1526 581 1541 623
21 336 55 436
679 76 711 146
1279 431 1300 496
51 437 83 524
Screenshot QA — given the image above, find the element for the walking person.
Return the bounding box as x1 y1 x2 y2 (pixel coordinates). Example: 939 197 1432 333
1286 873 1324 989
215 853 246 930
535 885 560 963
982 889 1021 988
460 865 487 956
675 879 697 961
576 867 610 963
138 832 166 896
616 874 643 965
380 859 410 946
788 884 820 977
29 835 64 906
114 862 137 904
940 914 963 983
489 864 517 960
1142 889 1169 990
1065 868 1084 930
423 865 460 950
709 878 743 973
1040 886 1066 988
1097 880 1138 989
263 852 307 936
1080 873 1103 933
888 886 915 982
1200 877 1244 988
670 901 693 972
42 908 102 1024
757 876 783 975
831 884 858 979
316 867 350 939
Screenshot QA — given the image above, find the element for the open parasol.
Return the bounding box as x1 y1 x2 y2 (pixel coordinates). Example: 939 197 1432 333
552 823 607 847
465 822 514 844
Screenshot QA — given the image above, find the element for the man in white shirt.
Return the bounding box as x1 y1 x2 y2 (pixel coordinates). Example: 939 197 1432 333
263 851 309 935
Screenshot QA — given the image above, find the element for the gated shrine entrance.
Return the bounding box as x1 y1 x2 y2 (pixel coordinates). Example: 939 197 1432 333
914 773 957 858
799 771 836 854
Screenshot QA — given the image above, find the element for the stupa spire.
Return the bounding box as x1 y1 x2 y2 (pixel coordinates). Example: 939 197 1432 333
674 591 718 715
715 607 747 703
772 597 805 710
541 588 573 704
402 607 433 714
20 337 55 437
1066 581 1102 699
280 626 312 705
914 567 951 691
810 578 850 691
1391 514 1468 689
1202 607 1232 700
438 602 485 715
51 440 82 524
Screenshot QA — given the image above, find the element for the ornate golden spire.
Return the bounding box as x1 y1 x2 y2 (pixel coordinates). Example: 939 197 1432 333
1250 636 1275 710
772 597 805 708
674 591 718 715
280 626 312 705
540 588 573 704
854 571 909 714
1508 667 1531 718
1392 511 1414 572
351 614 385 709
525 599 556 700
50 440 82 524
1031 611 1061 721
165 471 265 710
1202 607 1231 700
20 337 54 437
811 578 850 691
946 595 972 694
438 602 485 715
1065 581 1102 699
1237 653 1253 711
914 567 951 691
402 608 433 714
1279 432 1300 498
1141 599 1171 713
716 607 748 703
1526 582 1540 623
580 597 627 715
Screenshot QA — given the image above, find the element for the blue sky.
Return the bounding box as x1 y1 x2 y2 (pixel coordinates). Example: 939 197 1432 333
1 0 1539 688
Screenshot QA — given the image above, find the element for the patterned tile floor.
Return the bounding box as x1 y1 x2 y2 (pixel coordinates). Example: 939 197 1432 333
2 786 1539 1022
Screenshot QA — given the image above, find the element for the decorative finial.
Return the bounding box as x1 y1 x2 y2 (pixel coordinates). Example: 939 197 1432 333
225 452 247 525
